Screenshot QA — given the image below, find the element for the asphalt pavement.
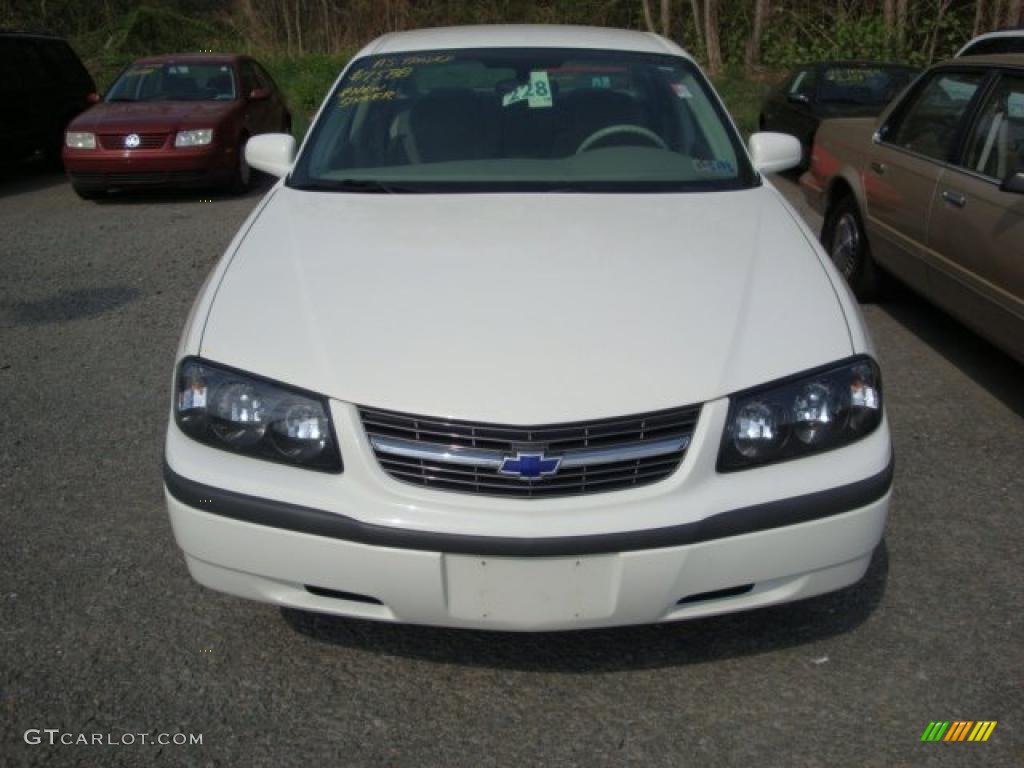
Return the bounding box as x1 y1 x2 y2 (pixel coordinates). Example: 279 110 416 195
0 165 1021 767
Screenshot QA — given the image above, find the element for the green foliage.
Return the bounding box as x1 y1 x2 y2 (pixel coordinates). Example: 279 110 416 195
73 4 237 90
262 53 355 138
758 6 975 70
712 69 776 139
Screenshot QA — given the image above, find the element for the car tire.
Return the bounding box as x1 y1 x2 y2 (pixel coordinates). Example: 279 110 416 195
823 195 881 301
229 134 252 194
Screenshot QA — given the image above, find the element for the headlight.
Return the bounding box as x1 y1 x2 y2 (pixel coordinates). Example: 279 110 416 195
65 131 96 149
174 129 213 147
174 358 342 472
717 357 882 471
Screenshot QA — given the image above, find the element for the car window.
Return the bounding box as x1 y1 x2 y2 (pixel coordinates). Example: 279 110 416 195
240 62 262 94
884 71 986 161
106 62 237 102
290 48 753 193
818 66 916 106
34 39 89 85
0 40 23 90
962 75 1024 180
253 62 277 92
961 37 1024 56
788 68 816 99
5 39 51 88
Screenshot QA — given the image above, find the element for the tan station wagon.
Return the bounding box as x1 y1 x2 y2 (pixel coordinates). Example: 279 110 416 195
802 54 1024 363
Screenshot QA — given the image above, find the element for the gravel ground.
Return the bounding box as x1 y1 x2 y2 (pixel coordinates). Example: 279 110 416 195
0 166 1021 767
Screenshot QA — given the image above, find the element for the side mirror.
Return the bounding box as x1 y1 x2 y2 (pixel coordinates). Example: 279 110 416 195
788 92 811 105
748 132 803 174
248 87 271 101
1000 170 1024 194
86 92 101 104
245 133 296 178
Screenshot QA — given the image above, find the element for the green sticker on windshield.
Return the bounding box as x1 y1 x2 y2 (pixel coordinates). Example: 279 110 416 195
502 71 553 109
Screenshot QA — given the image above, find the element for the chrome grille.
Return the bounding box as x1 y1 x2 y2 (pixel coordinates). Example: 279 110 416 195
360 404 701 498
98 133 168 150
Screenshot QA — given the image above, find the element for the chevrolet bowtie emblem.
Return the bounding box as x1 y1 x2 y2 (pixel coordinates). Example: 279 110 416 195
498 452 561 479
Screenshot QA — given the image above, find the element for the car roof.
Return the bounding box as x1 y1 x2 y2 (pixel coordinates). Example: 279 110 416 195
0 30 67 41
956 28 1024 55
357 24 687 59
933 52 1024 68
810 60 918 69
132 53 245 65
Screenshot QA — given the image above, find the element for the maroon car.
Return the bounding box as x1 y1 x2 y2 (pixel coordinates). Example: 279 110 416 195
63 54 290 198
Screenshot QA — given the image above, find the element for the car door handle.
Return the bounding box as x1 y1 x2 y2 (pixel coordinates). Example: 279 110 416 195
870 161 887 175
942 190 967 208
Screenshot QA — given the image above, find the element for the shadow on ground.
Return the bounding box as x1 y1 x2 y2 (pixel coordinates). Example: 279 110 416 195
88 173 274 206
878 288 1023 417
281 540 888 672
2 286 142 326
0 161 67 198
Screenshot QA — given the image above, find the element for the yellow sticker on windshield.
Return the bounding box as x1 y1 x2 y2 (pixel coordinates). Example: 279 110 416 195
337 84 398 107
350 66 414 84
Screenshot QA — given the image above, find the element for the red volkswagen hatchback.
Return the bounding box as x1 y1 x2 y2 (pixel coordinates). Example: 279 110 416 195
63 53 290 198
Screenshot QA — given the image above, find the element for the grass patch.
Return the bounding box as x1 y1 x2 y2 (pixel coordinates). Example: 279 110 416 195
711 68 782 139
262 53 354 139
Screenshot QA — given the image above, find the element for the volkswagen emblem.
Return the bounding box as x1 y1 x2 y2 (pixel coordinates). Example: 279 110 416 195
124 133 141 149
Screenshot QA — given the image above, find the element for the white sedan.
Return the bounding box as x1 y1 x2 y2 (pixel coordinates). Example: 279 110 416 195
164 25 892 631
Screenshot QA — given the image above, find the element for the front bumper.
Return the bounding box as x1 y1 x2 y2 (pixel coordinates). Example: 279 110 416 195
163 396 893 631
63 144 234 189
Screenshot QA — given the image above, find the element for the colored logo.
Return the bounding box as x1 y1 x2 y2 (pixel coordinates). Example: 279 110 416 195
498 452 561 479
921 721 997 742
124 133 141 149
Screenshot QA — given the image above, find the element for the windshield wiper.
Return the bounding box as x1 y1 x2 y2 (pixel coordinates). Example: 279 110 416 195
107 97 138 102
291 178 421 194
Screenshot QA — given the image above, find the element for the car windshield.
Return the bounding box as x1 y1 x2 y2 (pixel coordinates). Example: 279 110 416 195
818 66 917 106
289 48 754 192
106 62 237 102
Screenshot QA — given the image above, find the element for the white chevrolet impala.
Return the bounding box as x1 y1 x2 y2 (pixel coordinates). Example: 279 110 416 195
164 26 893 631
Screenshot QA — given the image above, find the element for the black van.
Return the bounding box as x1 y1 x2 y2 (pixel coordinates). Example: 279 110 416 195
0 32 97 166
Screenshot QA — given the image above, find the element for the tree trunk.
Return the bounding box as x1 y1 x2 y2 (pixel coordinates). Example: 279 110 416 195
704 0 722 76
927 0 952 64
660 0 670 37
745 0 769 71
689 0 704 57
640 0 656 33
883 0 895 51
281 0 293 56
991 0 1005 30
896 0 908 53
1007 0 1022 25
973 0 987 36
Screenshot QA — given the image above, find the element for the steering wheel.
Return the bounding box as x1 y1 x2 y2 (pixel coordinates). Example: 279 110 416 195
576 124 668 154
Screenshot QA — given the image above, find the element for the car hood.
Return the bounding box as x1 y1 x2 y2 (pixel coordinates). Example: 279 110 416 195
69 100 236 132
200 185 853 423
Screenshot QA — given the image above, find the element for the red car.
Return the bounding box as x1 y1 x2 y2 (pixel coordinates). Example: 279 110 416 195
63 54 291 198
